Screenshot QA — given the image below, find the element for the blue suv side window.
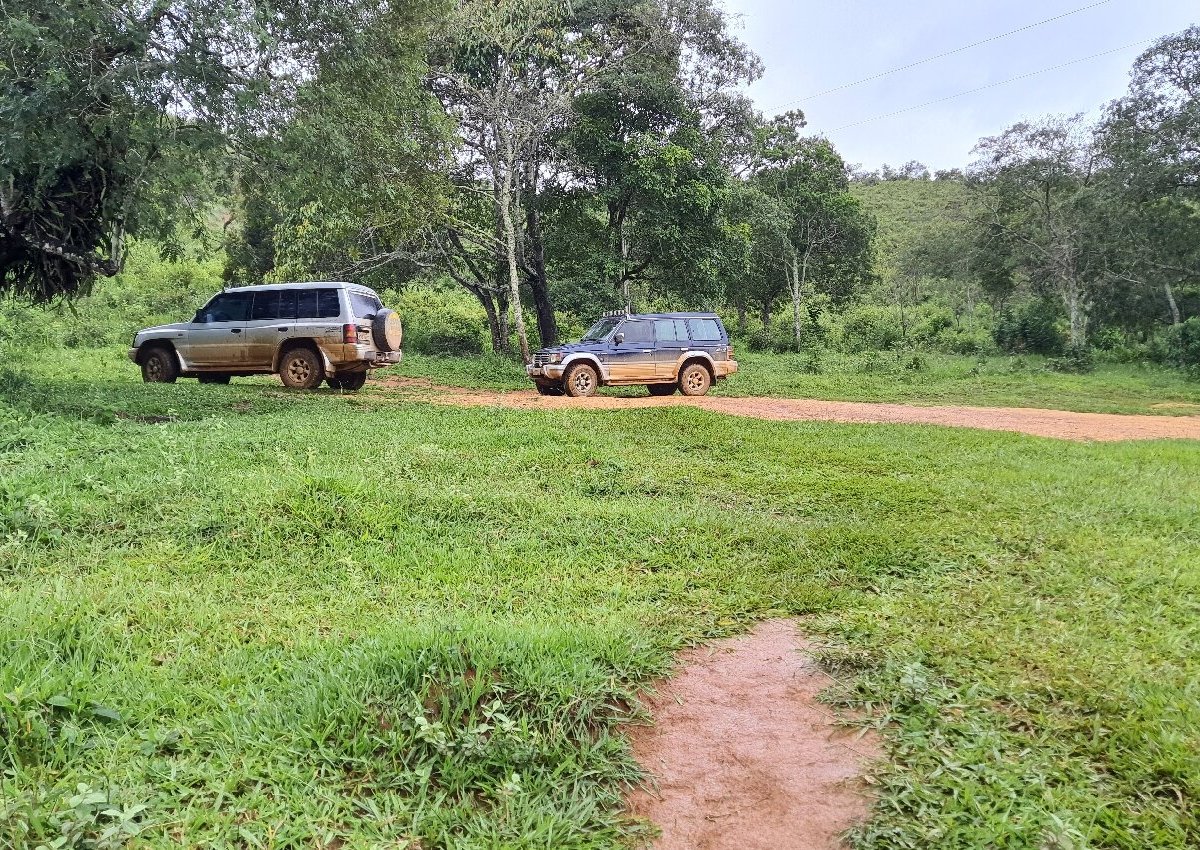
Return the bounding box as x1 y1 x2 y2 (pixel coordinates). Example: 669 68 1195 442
686 318 723 342
620 321 654 344
654 319 689 343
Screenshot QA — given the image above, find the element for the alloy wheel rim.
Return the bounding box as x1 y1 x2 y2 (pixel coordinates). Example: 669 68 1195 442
575 371 593 393
288 357 311 383
147 358 162 380
686 370 704 390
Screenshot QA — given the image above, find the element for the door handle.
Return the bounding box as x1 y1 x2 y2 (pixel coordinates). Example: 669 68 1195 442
230 329 242 334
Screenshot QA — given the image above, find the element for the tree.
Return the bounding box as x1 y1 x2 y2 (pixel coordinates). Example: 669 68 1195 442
553 0 763 314
429 0 627 361
228 0 450 290
0 0 369 302
746 135 874 347
1097 27 1200 339
970 115 1104 349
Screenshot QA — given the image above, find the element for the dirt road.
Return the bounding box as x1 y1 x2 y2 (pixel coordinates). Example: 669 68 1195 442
375 378 1200 442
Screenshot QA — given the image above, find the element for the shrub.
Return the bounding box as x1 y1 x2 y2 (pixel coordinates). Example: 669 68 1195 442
394 288 486 356
1046 345 1095 374
909 308 955 348
1173 317 1200 369
840 305 902 353
993 300 1065 356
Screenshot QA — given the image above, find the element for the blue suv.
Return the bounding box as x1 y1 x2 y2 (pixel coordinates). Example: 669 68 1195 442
527 312 738 397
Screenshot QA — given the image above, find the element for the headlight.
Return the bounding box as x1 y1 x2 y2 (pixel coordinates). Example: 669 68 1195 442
549 353 563 364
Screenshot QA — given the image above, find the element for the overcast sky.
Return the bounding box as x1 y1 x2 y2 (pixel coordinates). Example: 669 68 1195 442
720 0 1198 171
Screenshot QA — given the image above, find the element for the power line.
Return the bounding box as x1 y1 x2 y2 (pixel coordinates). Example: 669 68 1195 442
826 38 1151 132
764 0 1113 113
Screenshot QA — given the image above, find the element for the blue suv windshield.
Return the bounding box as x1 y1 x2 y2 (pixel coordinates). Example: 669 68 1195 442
581 317 621 342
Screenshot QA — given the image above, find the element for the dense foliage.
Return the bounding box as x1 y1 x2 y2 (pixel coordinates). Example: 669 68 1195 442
5 2 1195 371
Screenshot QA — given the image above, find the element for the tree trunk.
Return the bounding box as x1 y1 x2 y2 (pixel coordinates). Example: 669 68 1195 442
524 161 557 347
1165 282 1182 327
790 248 810 348
471 288 503 354
499 174 530 360
736 303 747 337
1063 276 1088 349
1165 281 1183 367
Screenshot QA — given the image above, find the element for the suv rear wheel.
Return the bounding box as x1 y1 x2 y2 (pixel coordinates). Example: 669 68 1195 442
328 370 368 391
279 346 324 390
140 346 179 383
678 363 712 397
564 363 599 398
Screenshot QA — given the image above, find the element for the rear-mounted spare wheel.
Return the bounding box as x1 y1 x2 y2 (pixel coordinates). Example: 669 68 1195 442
372 309 403 352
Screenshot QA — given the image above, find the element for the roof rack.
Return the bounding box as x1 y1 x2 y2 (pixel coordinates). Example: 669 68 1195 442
602 308 630 318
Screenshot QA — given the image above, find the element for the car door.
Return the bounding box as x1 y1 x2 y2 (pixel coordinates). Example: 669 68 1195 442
188 291 253 367
653 318 691 377
244 289 297 368
603 319 656 381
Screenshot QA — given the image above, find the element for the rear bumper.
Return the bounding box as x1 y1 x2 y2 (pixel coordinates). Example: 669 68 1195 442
715 359 738 378
339 345 402 368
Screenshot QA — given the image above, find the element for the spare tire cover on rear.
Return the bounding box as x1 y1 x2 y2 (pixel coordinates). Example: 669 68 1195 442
372 309 403 352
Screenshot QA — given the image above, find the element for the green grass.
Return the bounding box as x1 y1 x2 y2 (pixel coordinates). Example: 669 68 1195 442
399 349 1200 415
2 351 1198 848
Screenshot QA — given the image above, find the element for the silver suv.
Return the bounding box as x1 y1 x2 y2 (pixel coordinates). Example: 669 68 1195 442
129 282 403 391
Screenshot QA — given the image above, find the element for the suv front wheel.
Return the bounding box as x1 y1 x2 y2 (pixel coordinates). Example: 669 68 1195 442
279 346 324 390
140 346 179 384
564 363 599 398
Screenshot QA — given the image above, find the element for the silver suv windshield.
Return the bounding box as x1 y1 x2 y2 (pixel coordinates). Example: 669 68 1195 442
581 317 621 342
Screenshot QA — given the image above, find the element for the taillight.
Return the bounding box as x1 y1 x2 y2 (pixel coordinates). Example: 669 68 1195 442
727 344 734 359
342 323 358 344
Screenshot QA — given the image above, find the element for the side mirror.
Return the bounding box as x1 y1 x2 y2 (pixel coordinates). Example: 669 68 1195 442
613 332 625 345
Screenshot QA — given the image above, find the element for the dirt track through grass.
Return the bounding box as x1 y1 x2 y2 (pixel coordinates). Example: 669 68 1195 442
376 377 1200 442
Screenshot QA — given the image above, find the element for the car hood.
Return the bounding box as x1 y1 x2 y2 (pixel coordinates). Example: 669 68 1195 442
136 322 191 336
536 342 603 355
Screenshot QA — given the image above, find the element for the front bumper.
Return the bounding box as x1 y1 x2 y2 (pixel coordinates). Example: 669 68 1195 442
127 348 138 363
526 363 566 381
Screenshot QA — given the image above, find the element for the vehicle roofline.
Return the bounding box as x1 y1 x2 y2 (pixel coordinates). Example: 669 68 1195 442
619 313 724 319
223 281 378 294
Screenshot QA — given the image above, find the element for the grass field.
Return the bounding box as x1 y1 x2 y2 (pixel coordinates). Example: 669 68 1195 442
397 349 1200 416
2 350 1198 848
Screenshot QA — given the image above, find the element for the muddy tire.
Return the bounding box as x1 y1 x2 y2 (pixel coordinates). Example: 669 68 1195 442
140 346 178 384
278 346 324 390
535 382 564 396
647 384 676 397
328 370 368 392
564 363 599 398
678 363 712 397
198 374 231 385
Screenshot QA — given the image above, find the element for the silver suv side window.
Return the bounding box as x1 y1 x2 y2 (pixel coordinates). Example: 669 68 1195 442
200 292 252 323
251 290 280 320
350 292 382 318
